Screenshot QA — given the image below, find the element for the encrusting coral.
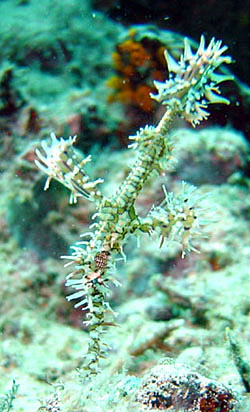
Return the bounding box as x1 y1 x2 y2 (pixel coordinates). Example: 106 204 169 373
136 360 237 411
35 36 233 377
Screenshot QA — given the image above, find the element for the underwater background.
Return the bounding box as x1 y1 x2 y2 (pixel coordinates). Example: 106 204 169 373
0 0 250 411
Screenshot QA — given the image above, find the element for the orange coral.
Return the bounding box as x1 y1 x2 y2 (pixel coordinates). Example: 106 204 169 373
117 39 151 67
107 29 168 113
134 84 154 112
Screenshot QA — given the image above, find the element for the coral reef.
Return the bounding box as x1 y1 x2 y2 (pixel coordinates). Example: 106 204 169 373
0 2 250 411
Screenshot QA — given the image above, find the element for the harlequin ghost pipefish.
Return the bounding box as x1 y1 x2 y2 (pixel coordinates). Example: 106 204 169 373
35 35 233 376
